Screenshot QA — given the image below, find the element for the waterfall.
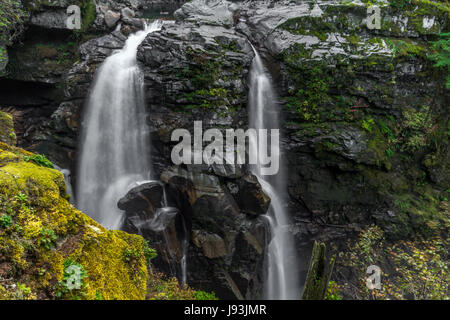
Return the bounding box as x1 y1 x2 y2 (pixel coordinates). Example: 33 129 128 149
76 21 162 229
248 47 300 300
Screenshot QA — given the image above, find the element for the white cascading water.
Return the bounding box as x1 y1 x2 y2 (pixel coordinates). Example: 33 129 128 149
76 21 162 229
248 47 300 300
54 165 75 204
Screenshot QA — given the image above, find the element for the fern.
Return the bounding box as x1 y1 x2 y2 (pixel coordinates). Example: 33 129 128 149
429 33 450 89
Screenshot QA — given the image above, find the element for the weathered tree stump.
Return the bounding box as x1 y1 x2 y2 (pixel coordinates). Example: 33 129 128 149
301 241 336 300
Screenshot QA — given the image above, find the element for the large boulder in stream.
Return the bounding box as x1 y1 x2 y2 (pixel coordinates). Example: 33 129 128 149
118 165 270 299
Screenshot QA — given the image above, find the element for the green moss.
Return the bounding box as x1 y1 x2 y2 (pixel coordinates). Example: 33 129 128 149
79 0 96 33
0 144 195 300
0 111 16 146
281 43 314 68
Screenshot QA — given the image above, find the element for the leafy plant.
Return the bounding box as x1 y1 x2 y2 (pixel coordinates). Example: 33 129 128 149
54 258 88 299
378 119 396 142
143 241 158 262
15 282 34 300
429 33 450 89
0 0 27 44
95 291 103 300
389 0 411 10
24 154 54 168
123 247 140 263
285 63 332 123
400 106 434 152
147 271 197 300
394 199 411 212
193 290 219 300
386 237 449 299
385 148 394 158
325 281 342 300
15 192 28 203
362 118 376 133
0 214 12 228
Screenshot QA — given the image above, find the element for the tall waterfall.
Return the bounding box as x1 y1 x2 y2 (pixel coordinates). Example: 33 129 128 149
76 21 162 229
248 47 300 300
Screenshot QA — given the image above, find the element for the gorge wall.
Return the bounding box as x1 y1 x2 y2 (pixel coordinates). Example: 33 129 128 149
0 0 448 299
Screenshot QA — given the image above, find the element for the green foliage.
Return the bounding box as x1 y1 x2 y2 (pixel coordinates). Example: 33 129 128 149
15 282 34 299
24 154 54 168
0 0 27 44
15 192 28 203
193 290 219 300
429 33 450 89
340 226 449 300
147 271 198 300
362 118 376 133
387 39 427 58
378 119 396 142
324 281 342 300
389 0 412 10
0 213 12 228
394 199 411 212
385 148 394 158
39 227 57 250
95 291 103 300
183 47 222 88
386 237 449 299
400 106 434 152
182 88 228 109
285 64 331 122
122 244 152 277
55 258 88 299
79 0 96 33
143 241 158 262
123 247 141 263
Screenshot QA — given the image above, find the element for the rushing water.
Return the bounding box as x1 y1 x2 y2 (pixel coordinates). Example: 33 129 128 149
248 47 300 300
76 21 162 229
54 165 75 204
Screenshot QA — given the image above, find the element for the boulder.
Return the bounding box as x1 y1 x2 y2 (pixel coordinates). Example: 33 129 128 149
104 10 121 28
0 111 16 146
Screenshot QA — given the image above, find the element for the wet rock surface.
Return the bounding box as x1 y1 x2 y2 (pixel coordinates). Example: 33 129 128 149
1 0 448 299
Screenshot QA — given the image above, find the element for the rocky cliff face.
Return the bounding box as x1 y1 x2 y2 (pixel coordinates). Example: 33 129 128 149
0 0 448 300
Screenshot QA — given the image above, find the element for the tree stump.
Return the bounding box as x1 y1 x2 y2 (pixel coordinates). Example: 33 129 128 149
301 241 336 300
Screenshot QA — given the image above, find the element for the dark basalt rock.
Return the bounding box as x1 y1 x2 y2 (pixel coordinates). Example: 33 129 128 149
236 174 271 216
117 181 164 213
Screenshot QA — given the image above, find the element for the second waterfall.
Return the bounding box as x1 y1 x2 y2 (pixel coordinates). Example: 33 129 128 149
77 21 162 229
248 48 301 300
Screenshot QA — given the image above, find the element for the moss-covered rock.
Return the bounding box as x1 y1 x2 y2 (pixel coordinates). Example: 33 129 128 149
0 112 16 146
0 142 197 300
